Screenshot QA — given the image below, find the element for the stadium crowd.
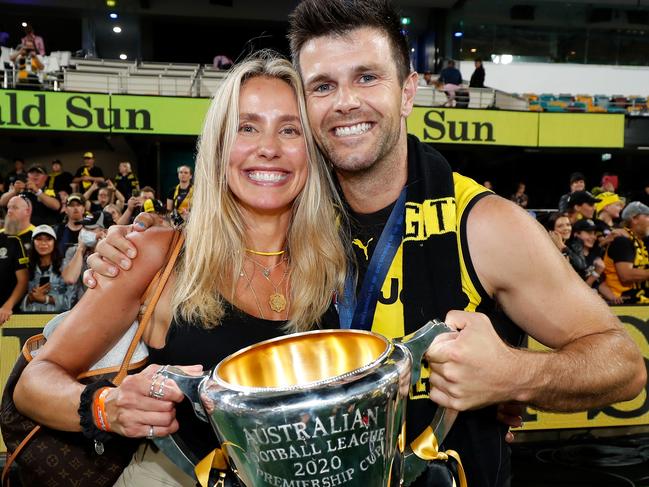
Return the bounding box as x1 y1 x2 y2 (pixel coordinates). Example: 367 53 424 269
0 152 194 324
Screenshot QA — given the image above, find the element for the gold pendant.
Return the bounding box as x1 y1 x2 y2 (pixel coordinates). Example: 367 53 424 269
269 293 286 313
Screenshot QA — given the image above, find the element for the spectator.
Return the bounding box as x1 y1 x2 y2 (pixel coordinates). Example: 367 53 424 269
21 225 73 313
0 164 61 226
10 39 44 86
602 202 649 304
55 193 85 256
418 71 433 86
568 219 605 288
72 151 105 195
6 158 27 185
48 159 73 196
510 182 528 208
1 195 35 253
103 203 122 225
0 230 28 325
438 59 463 107
545 211 586 273
61 210 113 305
213 54 233 70
592 174 619 196
566 190 600 224
166 165 193 224
594 192 626 247
113 161 139 200
558 172 586 212
469 58 485 88
21 24 45 56
118 186 155 225
84 180 125 213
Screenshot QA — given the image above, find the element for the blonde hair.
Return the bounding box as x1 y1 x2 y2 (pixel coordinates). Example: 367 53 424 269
172 51 348 333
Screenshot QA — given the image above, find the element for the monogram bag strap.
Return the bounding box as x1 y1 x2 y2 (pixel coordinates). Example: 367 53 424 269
114 230 184 385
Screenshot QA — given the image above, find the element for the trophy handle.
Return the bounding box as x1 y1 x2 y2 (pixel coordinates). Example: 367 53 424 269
395 319 452 387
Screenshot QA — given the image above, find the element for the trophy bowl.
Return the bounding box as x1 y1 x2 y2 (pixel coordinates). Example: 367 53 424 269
155 320 453 486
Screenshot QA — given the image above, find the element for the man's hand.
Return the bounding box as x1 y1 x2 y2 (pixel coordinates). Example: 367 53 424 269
425 310 519 411
0 305 13 325
497 402 524 443
83 212 161 288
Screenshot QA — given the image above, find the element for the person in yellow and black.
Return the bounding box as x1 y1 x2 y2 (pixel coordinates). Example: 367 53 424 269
9 39 44 88
72 152 105 196
0 229 29 325
1 194 36 253
166 165 193 224
48 159 74 196
1 164 61 226
602 201 649 304
113 161 140 200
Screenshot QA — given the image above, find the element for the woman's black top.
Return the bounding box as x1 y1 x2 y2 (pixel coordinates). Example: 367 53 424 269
148 301 339 463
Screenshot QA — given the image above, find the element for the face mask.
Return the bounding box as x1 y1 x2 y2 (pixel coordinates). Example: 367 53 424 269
79 229 97 248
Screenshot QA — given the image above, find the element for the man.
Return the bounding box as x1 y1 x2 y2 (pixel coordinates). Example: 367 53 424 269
48 159 73 195
21 23 45 56
0 164 61 225
166 165 193 223
87 1 645 486
469 58 485 88
1 195 36 253
0 230 28 325
566 190 600 223
72 151 105 194
437 59 463 107
55 193 85 256
418 71 433 87
558 171 586 212
602 201 649 304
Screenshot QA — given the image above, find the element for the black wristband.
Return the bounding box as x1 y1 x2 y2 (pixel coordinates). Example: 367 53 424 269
78 379 115 445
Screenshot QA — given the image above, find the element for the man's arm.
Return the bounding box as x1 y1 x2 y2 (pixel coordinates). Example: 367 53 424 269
61 245 86 285
427 196 645 413
36 190 61 211
0 268 29 324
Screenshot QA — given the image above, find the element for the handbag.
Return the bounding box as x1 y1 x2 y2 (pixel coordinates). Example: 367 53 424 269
0 231 184 487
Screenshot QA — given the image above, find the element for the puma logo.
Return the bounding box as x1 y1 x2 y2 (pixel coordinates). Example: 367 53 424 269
352 238 374 261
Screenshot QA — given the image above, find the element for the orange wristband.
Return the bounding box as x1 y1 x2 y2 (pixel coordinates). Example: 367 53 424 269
93 387 112 432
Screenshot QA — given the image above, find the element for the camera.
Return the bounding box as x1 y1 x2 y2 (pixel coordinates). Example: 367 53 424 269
97 181 108 188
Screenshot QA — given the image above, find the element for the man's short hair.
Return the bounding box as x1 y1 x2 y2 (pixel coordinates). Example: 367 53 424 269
288 0 411 84
140 186 155 196
177 165 192 174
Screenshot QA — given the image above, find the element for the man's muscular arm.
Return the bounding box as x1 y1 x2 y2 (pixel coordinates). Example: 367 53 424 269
427 195 645 413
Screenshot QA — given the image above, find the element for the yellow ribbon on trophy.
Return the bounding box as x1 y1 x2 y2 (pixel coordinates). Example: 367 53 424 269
410 426 467 487
195 442 241 487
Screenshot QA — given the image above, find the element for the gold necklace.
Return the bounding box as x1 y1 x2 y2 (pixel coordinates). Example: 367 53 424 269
246 254 287 278
245 248 286 256
240 262 290 316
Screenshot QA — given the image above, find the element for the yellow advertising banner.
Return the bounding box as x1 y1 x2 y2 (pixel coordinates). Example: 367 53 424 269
407 107 539 147
520 305 649 430
538 112 626 148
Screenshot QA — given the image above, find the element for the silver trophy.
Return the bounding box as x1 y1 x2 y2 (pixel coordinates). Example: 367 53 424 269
155 320 455 486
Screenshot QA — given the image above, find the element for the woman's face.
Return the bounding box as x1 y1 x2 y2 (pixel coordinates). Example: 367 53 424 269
105 206 121 222
34 235 55 256
576 230 596 249
554 216 572 241
227 76 308 217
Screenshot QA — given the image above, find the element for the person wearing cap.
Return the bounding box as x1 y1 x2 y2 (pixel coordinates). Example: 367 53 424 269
558 172 586 213
21 225 74 313
593 192 627 247
55 193 86 256
61 211 114 305
567 219 605 287
1 195 36 252
0 164 61 226
602 201 649 304
72 152 105 194
566 190 600 224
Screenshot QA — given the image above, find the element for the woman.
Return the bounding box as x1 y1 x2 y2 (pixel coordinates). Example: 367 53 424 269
21 224 74 313
104 203 123 225
545 211 587 273
14 53 348 486
567 218 605 288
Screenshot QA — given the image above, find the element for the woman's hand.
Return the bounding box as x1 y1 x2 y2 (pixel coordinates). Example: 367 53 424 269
30 283 51 303
548 231 565 251
103 364 203 438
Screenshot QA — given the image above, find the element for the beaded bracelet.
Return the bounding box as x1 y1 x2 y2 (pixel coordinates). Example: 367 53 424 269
78 379 115 453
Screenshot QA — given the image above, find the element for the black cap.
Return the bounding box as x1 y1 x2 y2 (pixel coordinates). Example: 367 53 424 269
81 210 114 229
27 164 47 175
569 172 585 184
568 191 600 207
572 218 597 233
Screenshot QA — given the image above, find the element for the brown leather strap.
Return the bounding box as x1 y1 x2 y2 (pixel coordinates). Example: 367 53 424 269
114 230 184 385
2 425 41 486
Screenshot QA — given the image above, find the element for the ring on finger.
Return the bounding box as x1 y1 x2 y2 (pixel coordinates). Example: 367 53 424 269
146 425 155 439
152 377 167 400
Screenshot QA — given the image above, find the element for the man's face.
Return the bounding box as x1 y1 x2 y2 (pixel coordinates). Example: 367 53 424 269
66 201 84 222
27 170 46 188
571 180 585 192
52 162 62 172
299 27 415 175
576 202 595 219
178 167 192 183
84 157 94 166
632 214 649 237
141 191 155 201
6 196 31 228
